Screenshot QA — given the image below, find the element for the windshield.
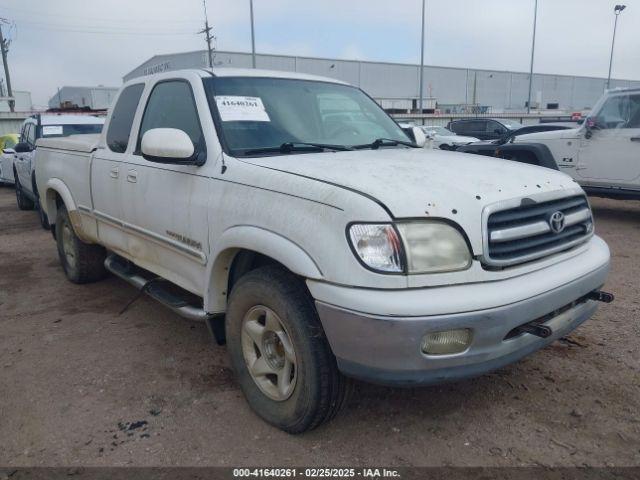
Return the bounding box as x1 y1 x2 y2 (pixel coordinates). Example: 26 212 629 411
203 77 410 156
424 126 454 136
498 119 524 129
41 123 103 137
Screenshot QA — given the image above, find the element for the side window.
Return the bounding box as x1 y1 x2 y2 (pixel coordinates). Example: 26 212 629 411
107 83 145 153
451 122 467 134
466 121 485 132
20 123 29 143
26 124 36 146
596 94 640 129
486 121 505 134
137 80 204 152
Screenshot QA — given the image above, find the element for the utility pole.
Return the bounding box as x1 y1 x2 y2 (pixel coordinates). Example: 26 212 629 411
607 5 626 90
249 0 256 68
526 0 538 114
199 0 214 68
0 20 14 112
418 0 426 116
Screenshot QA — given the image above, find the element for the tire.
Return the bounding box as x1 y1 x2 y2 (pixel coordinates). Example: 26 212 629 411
226 265 349 433
15 175 34 211
55 205 107 284
35 195 50 230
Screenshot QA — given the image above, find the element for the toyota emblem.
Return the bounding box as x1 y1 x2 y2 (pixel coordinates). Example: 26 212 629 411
549 211 566 234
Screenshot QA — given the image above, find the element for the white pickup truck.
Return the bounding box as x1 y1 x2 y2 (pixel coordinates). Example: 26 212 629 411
512 87 640 199
12 114 104 228
36 68 612 433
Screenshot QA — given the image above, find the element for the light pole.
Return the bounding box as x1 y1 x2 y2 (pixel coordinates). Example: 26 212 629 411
418 0 426 117
250 0 256 68
526 0 538 114
607 4 626 90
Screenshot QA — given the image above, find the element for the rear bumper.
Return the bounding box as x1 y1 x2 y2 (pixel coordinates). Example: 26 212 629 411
311 237 610 386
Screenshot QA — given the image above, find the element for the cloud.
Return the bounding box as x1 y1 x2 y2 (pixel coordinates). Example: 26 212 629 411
3 0 638 106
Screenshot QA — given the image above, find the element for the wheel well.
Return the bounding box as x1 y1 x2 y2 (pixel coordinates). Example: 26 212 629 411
227 250 282 295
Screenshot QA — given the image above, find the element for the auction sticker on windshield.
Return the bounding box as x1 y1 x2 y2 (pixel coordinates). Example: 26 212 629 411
215 96 270 122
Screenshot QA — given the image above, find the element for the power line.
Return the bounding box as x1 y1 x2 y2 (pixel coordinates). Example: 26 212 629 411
14 22 197 36
1 5 200 25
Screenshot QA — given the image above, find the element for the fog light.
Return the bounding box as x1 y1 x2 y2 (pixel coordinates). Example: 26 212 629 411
421 329 472 355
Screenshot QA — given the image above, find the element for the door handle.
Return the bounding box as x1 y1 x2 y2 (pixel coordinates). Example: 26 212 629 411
109 167 119 179
126 170 138 183
631 137 640 142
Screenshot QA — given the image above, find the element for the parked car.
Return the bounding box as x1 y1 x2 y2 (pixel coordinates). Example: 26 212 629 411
420 125 479 150
512 88 640 199
13 114 104 228
447 118 524 140
36 68 611 433
457 124 573 151
458 88 640 200
0 133 19 185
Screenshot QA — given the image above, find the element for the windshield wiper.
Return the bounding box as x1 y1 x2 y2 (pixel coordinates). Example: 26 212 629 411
241 141 353 156
352 138 418 150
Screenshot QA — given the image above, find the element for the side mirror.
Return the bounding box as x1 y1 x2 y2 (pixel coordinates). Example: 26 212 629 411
2 148 15 154
141 128 196 164
412 126 427 147
14 142 33 153
494 128 503 134
584 118 599 139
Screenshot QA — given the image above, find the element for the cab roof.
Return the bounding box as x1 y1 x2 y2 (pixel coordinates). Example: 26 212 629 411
27 114 105 126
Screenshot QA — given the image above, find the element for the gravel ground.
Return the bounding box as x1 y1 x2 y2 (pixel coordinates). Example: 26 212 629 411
0 185 638 467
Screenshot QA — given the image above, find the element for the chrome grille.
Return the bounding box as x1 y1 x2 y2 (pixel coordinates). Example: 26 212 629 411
485 195 593 267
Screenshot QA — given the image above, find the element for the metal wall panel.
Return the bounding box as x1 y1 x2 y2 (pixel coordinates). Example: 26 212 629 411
123 50 639 112
359 62 418 98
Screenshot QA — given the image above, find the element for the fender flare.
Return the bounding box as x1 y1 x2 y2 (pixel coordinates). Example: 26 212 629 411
43 178 93 242
204 225 324 313
495 143 560 171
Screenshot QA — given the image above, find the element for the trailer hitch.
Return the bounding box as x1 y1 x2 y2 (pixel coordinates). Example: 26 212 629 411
587 290 615 303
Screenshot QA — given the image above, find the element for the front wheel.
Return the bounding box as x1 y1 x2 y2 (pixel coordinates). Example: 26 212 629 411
226 266 350 433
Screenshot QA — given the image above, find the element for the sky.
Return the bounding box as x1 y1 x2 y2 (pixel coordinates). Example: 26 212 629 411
2 0 639 106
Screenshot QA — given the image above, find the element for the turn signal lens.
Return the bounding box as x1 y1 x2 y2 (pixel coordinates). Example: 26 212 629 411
421 329 473 355
349 224 403 273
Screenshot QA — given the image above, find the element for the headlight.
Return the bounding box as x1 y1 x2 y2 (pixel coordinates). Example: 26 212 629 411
348 224 403 273
348 221 472 274
397 221 471 273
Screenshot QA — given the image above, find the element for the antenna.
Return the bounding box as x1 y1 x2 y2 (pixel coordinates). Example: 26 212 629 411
198 0 215 68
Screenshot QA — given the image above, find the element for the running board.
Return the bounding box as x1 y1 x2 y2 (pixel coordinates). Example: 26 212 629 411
104 254 213 322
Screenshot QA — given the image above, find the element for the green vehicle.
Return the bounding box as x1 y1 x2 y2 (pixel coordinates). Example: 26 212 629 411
0 133 19 184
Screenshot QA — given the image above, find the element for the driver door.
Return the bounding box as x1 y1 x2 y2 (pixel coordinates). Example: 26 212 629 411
577 92 640 187
15 122 36 188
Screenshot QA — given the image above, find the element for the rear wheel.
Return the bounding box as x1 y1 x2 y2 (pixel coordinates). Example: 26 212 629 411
15 175 34 211
226 266 349 433
55 205 107 283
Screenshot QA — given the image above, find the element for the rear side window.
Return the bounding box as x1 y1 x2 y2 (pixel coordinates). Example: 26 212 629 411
26 124 36 146
137 80 204 150
107 84 144 153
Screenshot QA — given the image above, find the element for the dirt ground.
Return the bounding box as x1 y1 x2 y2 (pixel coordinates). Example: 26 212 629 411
0 185 638 468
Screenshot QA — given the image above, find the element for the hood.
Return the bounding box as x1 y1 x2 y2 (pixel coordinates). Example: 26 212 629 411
514 128 582 142
239 148 578 222
442 135 480 144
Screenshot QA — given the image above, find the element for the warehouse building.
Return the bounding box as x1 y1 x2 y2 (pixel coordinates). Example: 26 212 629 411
0 90 32 112
48 86 119 111
124 50 640 113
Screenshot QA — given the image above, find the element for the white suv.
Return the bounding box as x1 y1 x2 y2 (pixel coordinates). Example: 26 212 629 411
514 88 640 199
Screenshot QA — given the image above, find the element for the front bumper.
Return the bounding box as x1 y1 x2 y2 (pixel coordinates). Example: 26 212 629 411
310 236 610 386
